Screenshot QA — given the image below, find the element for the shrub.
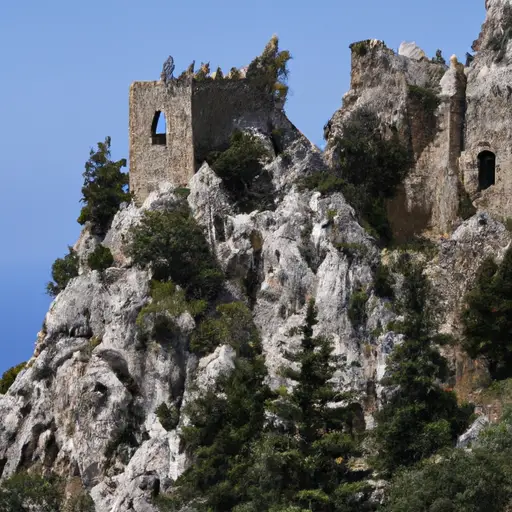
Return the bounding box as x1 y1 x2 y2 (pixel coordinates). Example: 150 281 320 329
385 448 510 512
350 41 369 57
348 289 368 328
128 206 223 300
190 302 259 356
46 246 79 297
0 471 64 511
462 246 512 379
407 85 441 114
77 136 130 236
246 35 292 104
431 49 446 65
374 263 394 299
0 361 26 394
155 402 179 431
300 108 411 245
208 130 274 213
87 245 114 271
298 171 345 195
137 281 207 338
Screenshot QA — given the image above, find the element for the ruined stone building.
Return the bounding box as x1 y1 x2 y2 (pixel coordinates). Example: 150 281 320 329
323 0 512 240
129 71 276 203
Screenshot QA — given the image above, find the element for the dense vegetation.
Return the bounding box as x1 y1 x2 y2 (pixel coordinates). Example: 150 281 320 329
128 204 223 301
77 136 130 236
157 301 370 511
87 244 114 272
300 108 411 244
462 246 512 379
208 130 274 213
386 410 512 511
46 246 79 297
0 471 94 511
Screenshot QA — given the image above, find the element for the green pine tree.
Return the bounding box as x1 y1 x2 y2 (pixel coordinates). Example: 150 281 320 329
242 300 367 512
372 259 471 473
156 304 271 512
77 137 130 236
462 246 512 379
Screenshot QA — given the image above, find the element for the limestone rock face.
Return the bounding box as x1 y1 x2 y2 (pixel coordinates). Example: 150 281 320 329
398 41 427 61
0 119 403 510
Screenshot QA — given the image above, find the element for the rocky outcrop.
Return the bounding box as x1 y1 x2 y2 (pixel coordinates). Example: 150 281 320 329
1 4 511 510
0 120 402 510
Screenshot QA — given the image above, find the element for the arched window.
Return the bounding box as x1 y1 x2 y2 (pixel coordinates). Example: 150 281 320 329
478 150 496 191
151 111 167 145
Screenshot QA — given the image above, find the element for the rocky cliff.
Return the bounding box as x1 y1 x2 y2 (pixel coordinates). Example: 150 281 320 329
1 2 511 511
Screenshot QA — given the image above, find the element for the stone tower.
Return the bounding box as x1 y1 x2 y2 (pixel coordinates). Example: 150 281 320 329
129 72 276 203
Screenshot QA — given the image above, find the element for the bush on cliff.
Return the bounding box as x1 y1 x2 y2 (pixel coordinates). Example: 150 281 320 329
128 206 223 300
0 471 64 511
46 246 79 297
300 108 411 244
462 246 512 379
385 411 512 511
77 136 130 236
190 301 259 356
208 130 274 213
87 244 114 272
0 361 26 394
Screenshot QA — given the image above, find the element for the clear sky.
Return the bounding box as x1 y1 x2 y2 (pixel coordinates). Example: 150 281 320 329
0 0 485 374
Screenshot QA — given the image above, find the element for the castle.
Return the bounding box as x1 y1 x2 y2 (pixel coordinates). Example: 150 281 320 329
130 0 512 240
325 0 512 240
129 64 276 203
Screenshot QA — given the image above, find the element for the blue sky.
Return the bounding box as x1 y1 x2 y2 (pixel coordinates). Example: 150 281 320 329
0 0 485 374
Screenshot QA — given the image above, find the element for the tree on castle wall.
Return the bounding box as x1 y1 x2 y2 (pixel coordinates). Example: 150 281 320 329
246 35 292 105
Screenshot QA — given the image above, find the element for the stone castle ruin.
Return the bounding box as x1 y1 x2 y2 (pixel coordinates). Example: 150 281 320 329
129 58 278 203
130 0 512 241
324 0 512 240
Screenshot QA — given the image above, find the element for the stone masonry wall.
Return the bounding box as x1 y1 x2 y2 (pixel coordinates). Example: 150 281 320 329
191 79 275 166
129 80 194 204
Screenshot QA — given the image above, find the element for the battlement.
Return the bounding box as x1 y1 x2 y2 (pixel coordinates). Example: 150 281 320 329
129 69 276 203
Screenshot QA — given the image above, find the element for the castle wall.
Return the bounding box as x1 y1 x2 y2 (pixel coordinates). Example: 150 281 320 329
129 80 194 203
460 74 512 218
191 80 275 166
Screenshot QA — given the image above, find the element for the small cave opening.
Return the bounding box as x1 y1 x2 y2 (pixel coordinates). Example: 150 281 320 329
151 111 167 145
478 150 496 191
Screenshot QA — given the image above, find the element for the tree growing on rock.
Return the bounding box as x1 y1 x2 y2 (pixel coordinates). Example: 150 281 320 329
240 300 370 511
462 246 512 379
372 259 471 473
77 137 130 236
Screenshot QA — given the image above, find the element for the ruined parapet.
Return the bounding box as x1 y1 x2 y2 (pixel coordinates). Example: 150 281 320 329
129 68 276 204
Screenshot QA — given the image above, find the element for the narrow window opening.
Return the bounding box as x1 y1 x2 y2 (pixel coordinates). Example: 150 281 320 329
151 111 167 145
478 150 496 191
